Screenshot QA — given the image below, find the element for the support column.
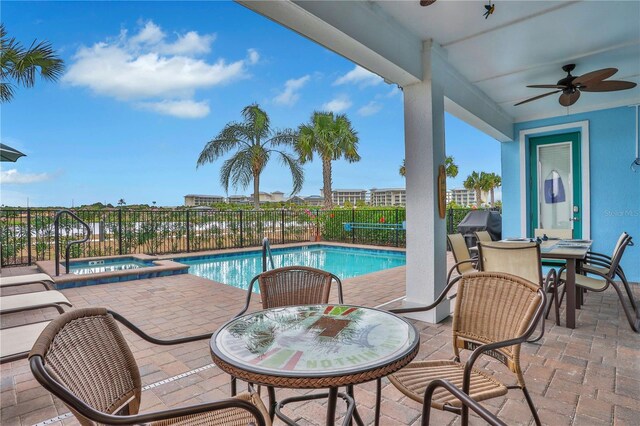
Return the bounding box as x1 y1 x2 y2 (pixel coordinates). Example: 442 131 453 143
402 41 449 323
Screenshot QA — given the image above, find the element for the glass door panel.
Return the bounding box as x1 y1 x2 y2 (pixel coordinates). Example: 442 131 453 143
537 142 572 230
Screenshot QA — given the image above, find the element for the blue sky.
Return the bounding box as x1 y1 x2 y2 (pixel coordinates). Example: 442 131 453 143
1 1 500 207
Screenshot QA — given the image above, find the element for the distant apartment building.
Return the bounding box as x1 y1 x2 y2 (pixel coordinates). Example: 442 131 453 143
323 189 367 206
304 195 324 206
227 195 252 204
447 188 489 206
370 188 406 206
184 194 225 206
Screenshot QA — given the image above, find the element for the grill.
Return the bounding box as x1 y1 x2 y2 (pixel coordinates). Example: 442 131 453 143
457 210 502 248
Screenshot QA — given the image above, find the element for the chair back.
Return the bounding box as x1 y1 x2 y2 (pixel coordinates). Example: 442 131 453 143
29 308 141 426
534 228 573 239
477 241 543 287
257 266 343 309
452 272 543 385
611 232 629 259
607 234 633 279
475 231 493 243
447 233 474 274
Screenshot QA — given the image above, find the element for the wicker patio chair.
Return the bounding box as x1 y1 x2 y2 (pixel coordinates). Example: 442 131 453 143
477 241 560 342
389 272 545 426
557 233 638 332
446 234 478 282
233 266 344 419
29 307 270 426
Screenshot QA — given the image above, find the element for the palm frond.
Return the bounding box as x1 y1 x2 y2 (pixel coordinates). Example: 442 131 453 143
267 128 298 148
197 123 251 167
242 104 271 142
277 151 304 195
220 149 254 192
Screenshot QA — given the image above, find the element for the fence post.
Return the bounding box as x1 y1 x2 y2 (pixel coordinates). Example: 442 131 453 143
118 208 123 255
448 208 454 234
351 208 355 244
239 210 244 248
186 210 190 252
394 209 399 247
26 208 32 264
281 209 285 243
316 210 320 239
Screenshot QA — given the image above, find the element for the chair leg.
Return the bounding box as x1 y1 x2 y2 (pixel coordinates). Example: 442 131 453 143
610 281 640 333
521 386 541 426
553 284 561 326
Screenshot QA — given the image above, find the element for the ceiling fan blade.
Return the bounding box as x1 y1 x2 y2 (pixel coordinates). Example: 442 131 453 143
527 84 567 89
573 68 617 86
514 90 562 106
559 91 580 107
420 0 436 5
580 80 637 92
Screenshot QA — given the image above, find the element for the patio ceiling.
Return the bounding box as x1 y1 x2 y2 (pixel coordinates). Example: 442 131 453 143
240 1 639 132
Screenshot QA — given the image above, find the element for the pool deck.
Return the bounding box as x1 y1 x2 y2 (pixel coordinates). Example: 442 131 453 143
1 243 639 426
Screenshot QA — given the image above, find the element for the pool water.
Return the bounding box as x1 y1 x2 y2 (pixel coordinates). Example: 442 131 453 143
178 245 406 291
68 258 155 275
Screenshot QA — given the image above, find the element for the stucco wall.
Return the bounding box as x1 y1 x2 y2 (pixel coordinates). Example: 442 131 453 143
502 106 640 282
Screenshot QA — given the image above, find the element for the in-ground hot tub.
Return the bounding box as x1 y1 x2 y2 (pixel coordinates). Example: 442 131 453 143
36 255 189 289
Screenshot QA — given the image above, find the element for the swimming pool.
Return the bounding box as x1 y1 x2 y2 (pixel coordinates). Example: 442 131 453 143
177 245 406 291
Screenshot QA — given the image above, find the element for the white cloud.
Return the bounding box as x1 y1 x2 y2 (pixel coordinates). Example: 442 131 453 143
247 48 260 65
273 75 310 106
322 95 352 113
0 169 53 184
137 100 210 118
387 86 401 97
334 65 383 88
358 101 383 116
63 20 256 119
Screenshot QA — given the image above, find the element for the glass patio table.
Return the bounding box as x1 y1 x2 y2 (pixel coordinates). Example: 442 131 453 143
210 304 419 426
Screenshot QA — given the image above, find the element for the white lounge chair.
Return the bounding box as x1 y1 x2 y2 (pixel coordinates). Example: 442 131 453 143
0 321 50 363
0 273 54 291
0 291 71 315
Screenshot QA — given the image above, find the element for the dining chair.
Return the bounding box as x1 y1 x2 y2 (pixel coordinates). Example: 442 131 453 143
233 266 346 420
477 241 560 342
582 232 631 288
389 272 545 426
29 307 270 426
557 234 638 332
474 230 493 243
446 233 478 282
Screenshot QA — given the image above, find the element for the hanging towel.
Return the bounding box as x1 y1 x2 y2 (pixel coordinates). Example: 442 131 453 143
544 170 566 203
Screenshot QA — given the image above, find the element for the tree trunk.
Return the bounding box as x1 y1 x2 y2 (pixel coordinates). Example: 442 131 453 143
253 173 261 210
490 188 495 207
476 188 482 207
322 157 333 209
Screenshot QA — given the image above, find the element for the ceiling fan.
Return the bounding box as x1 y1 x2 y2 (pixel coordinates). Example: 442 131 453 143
515 64 637 107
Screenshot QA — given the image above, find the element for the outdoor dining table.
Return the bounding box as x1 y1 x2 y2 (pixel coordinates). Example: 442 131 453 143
539 239 593 329
209 304 419 426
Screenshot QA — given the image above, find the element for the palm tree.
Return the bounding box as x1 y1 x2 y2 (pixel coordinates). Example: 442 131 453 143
400 156 458 178
445 156 459 179
483 172 502 207
197 104 303 210
463 171 486 207
117 199 126 207
0 24 65 103
296 111 360 209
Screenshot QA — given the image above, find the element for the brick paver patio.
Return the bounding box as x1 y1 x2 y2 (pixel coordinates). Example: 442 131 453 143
1 248 638 426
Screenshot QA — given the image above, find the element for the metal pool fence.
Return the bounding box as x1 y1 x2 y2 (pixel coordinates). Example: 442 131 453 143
0 207 498 266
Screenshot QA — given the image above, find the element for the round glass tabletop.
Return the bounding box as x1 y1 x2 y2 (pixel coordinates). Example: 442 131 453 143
211 304 418 378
